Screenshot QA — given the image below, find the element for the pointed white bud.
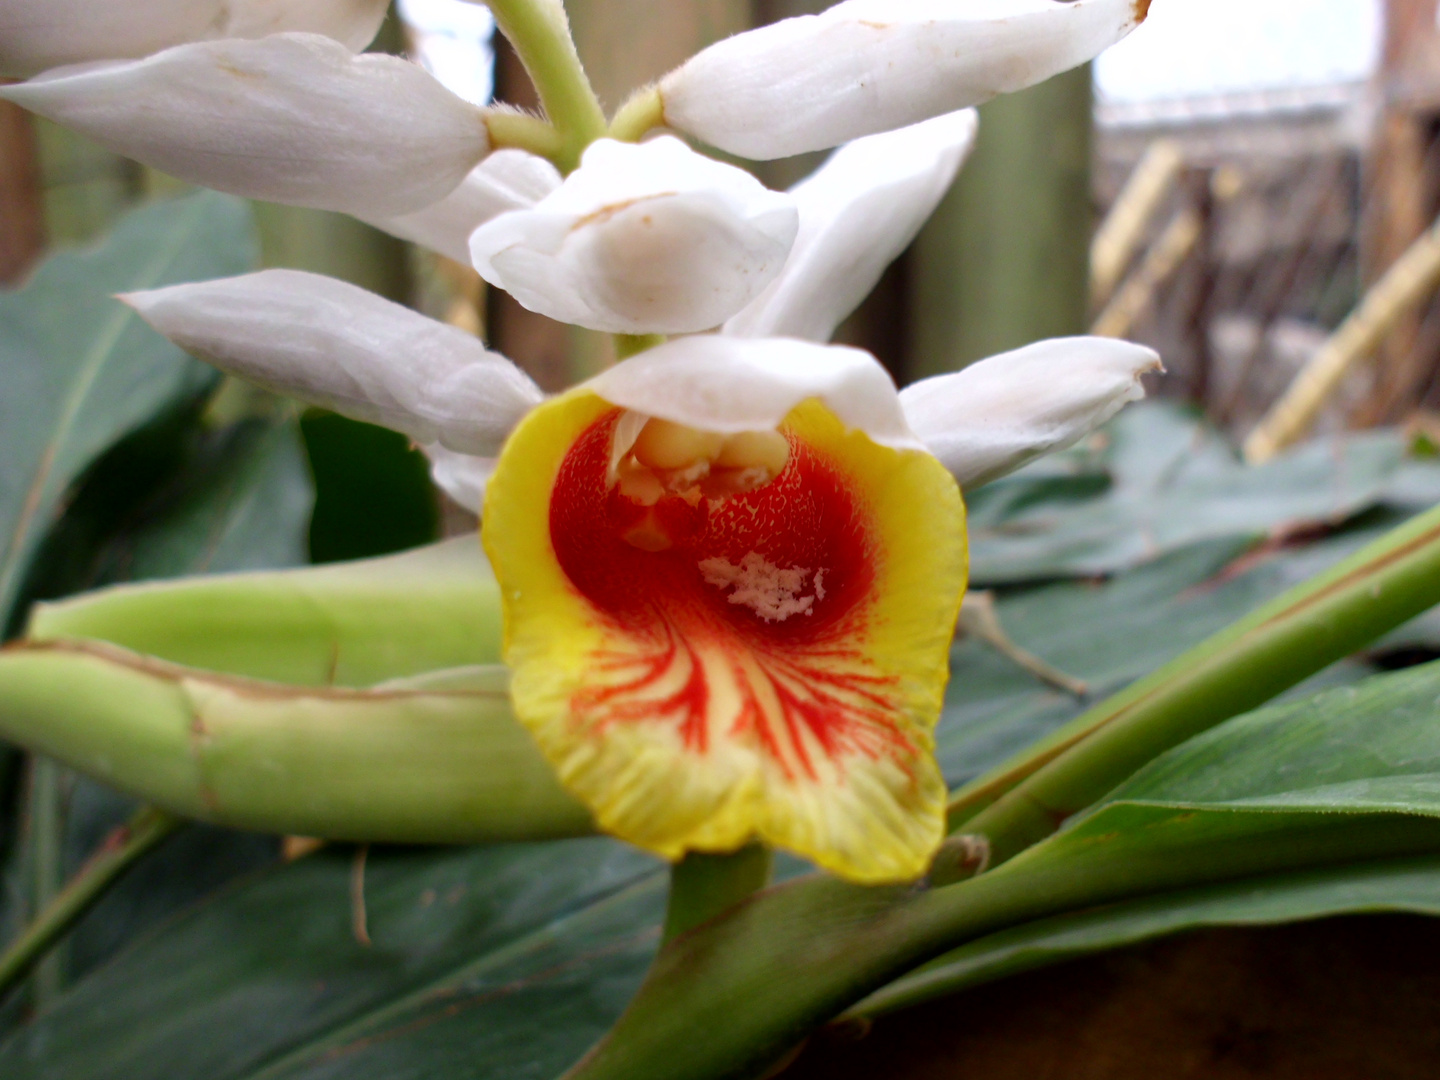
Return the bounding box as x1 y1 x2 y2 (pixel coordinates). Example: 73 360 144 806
899 336 1162 488
123 270 543 457
469 136 799 335
725 109 977 342
0 33 489 217
0 0 390 79
588 335 923 450
660 0 1149 159
359 150 562 265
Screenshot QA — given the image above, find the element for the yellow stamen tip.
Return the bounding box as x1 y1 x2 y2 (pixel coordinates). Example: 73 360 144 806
716 429 791 473
632 418 726 471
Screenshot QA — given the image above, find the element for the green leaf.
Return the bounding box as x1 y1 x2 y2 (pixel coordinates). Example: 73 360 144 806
0 191 257 629
302 412 439 565
27 535 500 687
967 402 1440 584
0 839 666 1080
855 853 1440 1018
94 413 313 583
562 659 1440 1079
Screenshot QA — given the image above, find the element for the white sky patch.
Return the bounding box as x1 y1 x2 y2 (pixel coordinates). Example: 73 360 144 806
398 0 497 106
700 553 826 623
1096 0 1382 104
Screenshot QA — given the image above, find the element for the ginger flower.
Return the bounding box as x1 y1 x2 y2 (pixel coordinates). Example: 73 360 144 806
16 0 1160 880
485 339 965 880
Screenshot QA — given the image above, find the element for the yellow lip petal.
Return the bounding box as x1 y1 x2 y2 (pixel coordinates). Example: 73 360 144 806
482 390 967 884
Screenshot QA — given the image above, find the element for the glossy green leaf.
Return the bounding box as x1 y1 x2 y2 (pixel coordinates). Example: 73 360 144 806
856 853 1440 1018
27 535 500 687
0 839 665 1080
0 191 255 628
967 402 1440 584
302 412 440 565
564 667 1440 1080
94 413 313 583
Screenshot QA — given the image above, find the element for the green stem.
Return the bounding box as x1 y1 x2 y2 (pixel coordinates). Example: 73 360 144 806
0 806 182 999
609 86 665 143
662 845 772 944
26 756 66 1007
613 333 666 360
937 500 1440 880
486 0 606 171
483 111 567 161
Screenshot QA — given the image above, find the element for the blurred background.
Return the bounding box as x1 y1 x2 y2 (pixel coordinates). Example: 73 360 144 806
7 0 1439 560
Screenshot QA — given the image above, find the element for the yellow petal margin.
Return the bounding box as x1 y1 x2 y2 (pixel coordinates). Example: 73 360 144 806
482 390 967 883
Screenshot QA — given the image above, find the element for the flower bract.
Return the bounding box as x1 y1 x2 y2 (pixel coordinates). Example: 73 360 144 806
469 136 800 335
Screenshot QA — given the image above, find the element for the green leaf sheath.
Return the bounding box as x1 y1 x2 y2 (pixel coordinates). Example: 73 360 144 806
0 192 255 630
28 535 501 687
946 497 1440 871
0 643 591 843
565 660 1440 1080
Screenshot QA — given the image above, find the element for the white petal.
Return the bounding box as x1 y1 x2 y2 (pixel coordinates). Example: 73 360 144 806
586 336 923 450
661 0 1147 159
724 109 977 342
0 33 488 217
359 149 562 264
900 337 1162 488
470 136 799 335
0 0 389 78
122 270 543 456
423 444 494 513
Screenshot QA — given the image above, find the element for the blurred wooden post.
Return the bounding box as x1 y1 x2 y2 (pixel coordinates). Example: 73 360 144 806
909 66 1094 380
1361 0 1440 422
0 100 45 285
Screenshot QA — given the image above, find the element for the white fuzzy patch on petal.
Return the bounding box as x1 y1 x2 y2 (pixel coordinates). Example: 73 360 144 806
900 336 1163 488
124 269 543 456
725 109 977 342
661 0 1146 159
0 33 488 216
470 136 799 335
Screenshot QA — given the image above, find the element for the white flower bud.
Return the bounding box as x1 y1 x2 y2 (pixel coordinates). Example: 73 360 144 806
0 0 389 79
469 136 799 335
660 0 1149 160
0 34 490 218
900 336 1162 488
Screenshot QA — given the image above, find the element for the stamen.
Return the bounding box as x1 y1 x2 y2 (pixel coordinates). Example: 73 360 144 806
699 553 827 622
632 418 725 470
716 430 790 474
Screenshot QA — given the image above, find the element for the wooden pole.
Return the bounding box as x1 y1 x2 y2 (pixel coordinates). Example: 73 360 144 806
1359 0 1440 422
908 65 1094 380
0 100 45 285
1089 139 1185 310
1244 215 1440 463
